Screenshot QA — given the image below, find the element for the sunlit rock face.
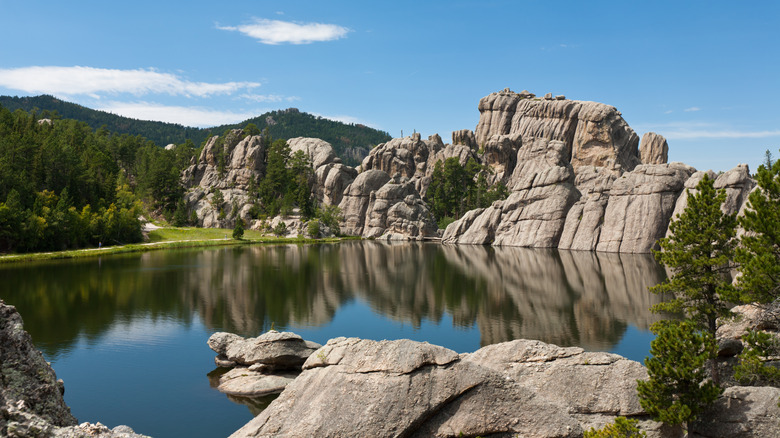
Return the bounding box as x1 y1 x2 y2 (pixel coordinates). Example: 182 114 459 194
475 88 641 175
443 138 579 248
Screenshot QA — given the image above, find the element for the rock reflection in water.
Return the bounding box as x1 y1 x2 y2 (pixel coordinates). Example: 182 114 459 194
0 242 666 357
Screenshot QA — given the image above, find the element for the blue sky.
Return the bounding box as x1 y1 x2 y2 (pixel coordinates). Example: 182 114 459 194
0 0 778 172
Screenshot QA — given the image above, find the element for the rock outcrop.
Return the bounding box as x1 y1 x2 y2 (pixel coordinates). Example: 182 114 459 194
208 330 321 371
443 138 580 247
559 166 616 251
182 129 265 228
228 336 780 438
639 132 669 164
596 162 695 253
206 331 321 398
474 88 641 174
1 300 148 438
338 171 438 240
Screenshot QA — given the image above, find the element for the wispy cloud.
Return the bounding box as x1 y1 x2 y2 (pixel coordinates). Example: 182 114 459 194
684 107 701 112
96 101 260 127
218 18 350 45
239 93 300 103
0 66 260 98
638 122 780 140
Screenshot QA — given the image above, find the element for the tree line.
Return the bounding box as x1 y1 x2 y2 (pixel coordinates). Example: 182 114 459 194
0 95 392 166
0 106 196 252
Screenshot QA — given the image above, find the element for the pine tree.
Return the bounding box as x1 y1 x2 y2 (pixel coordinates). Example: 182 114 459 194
736 154 780 316
650 174 739 384
637 321 721 431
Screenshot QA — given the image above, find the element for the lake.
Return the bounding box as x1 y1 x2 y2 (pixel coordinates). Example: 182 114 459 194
0 241 667 437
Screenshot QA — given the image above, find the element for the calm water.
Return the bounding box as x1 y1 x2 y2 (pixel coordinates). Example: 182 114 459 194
0 241 667 437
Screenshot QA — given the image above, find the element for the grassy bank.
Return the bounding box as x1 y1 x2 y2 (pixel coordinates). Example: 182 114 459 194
0 227 354 264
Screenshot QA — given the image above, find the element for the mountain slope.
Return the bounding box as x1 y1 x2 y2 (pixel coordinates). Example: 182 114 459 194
0 95 391 165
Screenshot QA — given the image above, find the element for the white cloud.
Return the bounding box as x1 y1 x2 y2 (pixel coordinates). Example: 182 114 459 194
638 122 780 140
684 106 701 112
218 18 350 45
96 101 259 127
665 129 780 140
239 93 300 103
0 66 260 98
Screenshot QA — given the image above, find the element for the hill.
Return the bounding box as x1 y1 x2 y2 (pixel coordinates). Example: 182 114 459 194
0 95 392 165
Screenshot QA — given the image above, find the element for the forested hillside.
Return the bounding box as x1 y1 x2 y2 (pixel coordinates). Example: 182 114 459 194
0 106 194 252
0 95 391 165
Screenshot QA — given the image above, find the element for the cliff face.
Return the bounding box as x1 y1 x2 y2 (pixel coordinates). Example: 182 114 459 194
437 88 757 253
475 88 642 175
176 88 757 251
179 130 436 240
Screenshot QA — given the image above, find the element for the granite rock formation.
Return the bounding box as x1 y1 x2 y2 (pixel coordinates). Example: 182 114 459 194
338 171 438 240
639 132 669 164
443 138 579 247
1 301 148 438
229 336 780 437
596 162 696 253
474 88 641 174
182 129 265 228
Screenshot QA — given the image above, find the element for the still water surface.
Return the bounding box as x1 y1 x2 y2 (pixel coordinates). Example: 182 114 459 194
0 241 667 437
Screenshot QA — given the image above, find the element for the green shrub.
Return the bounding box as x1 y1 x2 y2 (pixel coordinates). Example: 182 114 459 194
273 221 287 236
584 417 646 438
734 330 780 386
307 219 321 238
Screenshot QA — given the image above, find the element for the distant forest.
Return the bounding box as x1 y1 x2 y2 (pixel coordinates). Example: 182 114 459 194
0 95 392 166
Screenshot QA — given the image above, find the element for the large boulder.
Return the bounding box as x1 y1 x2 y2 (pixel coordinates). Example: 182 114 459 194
690 386 780 438
230 338 587 438
208 331 321 370
474 88 641 175
1 301 77 434
596 162 695 253
287 137 337 169
639 132 669 164
230 337 668 438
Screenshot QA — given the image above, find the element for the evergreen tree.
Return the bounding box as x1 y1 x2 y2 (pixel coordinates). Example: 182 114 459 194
736 154 780 317
637 321 721 431
232 219 245 240
649 174 739 384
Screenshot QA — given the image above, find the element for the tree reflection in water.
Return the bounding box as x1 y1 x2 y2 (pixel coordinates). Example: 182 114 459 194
0 241 667 359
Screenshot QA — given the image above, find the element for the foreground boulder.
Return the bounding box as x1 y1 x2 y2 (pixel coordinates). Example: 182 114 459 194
1 300 147 438
230 336 780 438
231 338 657 437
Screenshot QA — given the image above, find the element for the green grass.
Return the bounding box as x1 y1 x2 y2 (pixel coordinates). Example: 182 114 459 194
0 227 355 264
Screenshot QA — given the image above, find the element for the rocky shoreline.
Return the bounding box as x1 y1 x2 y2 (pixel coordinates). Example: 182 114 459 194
0 300 149 438
206 325 780 438
4 297 780 437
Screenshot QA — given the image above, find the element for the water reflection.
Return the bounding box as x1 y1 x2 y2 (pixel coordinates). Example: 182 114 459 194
0 242 667 358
